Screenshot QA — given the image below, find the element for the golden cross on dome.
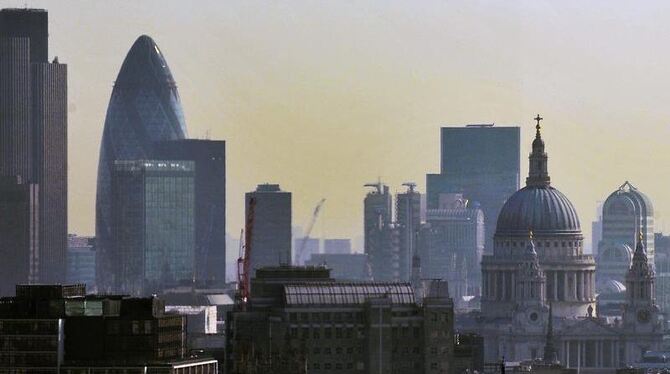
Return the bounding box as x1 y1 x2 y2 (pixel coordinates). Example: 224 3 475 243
534 114 543 131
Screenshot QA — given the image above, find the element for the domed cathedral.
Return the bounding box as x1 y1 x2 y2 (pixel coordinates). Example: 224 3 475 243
474 116 663 370
481 116 596 320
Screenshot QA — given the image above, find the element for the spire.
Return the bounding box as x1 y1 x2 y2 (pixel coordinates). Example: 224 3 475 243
633 230 648 263
526 114 551 187
543 302 558 364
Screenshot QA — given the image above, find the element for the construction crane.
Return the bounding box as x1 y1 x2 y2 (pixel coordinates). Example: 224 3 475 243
364 182 383 194
236 197 256 310
402 182 416 193
296 198 326 265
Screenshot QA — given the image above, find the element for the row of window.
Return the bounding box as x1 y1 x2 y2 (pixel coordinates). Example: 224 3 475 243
311 362 363 371
497 240 581 248
290 326 363 339
311 346 361 355
288 311 364 323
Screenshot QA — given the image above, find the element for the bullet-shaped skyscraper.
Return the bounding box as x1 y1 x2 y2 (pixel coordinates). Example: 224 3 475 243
96 35 188 292
0 8 67 292
245 184 292 275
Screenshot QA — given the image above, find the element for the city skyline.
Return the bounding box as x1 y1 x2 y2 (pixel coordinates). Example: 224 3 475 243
8 0 670 249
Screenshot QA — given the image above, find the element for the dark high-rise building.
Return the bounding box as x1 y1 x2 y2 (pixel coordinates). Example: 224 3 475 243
363 182 399 281
96 35 188 291
245 184 292 274
0 8 67 288
154 139 226 286
111 160 195 295
427 125 519 253
396 184 421 281
0 176 38 296
0 9 47 62
418 193 484 308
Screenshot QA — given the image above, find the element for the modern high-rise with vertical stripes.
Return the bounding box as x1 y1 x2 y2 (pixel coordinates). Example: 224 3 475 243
0 8 67 294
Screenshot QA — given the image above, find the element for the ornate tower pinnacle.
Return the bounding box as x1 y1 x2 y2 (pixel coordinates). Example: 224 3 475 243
526 114 551 187
626 229 654 304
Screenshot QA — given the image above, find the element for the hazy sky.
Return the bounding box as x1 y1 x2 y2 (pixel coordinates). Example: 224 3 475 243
7 0 670 254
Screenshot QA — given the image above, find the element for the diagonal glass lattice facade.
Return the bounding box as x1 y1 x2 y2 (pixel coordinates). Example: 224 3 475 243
96 35 188 292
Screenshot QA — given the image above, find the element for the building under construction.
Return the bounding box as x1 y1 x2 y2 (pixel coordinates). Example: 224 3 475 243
226 265 454 374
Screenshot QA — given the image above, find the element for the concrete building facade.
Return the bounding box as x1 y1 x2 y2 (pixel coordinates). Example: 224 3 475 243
246 184 292 274
226 266 454 374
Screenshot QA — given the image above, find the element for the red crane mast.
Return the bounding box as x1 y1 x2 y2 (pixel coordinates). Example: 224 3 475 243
236 197 256 309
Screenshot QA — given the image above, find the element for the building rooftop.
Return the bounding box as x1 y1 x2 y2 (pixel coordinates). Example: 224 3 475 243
284 282 415 306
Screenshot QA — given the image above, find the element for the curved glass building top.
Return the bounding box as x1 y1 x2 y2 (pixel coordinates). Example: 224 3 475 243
96 35 188 290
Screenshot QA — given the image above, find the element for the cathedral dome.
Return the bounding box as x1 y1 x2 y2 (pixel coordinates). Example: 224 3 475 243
496 185 581 236
495 116 581 237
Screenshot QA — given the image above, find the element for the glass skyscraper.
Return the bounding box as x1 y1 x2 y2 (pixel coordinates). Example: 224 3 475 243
96 35 188 291
427 125 520 253
111 160 195 296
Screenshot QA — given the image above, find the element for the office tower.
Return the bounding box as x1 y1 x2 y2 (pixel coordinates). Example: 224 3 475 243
294 236 319 265
363 182 399 281
0 8 67 285
596 182 654 291
655 233 670 313
0 284 218 372
418 193 484 307
396 184 421 281
245 184 292 275
0 176 38 296
96 35 188 291
323 238 352 254
111 160 195 295
66 234 96 290
427 125 519 253
591 202 603 256
154 139 226 286
226 266 454 374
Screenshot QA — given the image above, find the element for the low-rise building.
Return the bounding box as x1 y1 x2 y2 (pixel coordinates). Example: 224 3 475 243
0 284 217 373
67 234 96 290
226 265 454 374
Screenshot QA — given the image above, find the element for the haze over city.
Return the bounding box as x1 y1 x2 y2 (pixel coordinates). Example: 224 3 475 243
7 0 670 250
